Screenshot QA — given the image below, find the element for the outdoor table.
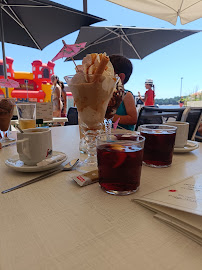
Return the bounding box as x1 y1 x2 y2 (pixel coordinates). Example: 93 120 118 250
140 111 180 119
0 126 202 270
11 117 68 127
43 117 68 125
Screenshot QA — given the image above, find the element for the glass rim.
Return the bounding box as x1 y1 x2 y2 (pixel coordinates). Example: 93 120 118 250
22 128 49 134
64 74 119 79
65 74 118 76
97 133 145 143
140 124 177 131
16 103 36 106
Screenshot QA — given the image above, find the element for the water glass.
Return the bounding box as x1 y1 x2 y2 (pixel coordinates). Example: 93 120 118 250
16 103 36 130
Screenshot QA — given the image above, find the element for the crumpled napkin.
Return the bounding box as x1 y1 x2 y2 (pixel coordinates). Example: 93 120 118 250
37 153 67 167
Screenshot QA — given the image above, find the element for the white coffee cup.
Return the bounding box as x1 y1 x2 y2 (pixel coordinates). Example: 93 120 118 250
165 122 189 148
17 128 52 166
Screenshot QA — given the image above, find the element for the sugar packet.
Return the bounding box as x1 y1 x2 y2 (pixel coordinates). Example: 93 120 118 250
72 170 99 187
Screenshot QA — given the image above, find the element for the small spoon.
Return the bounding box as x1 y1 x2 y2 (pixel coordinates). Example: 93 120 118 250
16 124 24 133
2 158 79 194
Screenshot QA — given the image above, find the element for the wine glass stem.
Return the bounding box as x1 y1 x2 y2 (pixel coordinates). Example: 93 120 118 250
83 130 101 165
0 126 15 143
86 135 97 157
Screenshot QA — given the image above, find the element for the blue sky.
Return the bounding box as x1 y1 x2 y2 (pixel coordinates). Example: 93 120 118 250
1 0 202 98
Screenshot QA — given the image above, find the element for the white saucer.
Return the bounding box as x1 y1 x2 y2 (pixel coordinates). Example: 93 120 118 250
174 140 199 153
5 151 67 172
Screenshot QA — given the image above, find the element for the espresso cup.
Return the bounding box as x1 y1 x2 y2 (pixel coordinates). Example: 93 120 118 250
165 122 189 148
17 128 52 166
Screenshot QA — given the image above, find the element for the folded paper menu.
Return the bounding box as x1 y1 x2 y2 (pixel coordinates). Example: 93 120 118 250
154 213 202 245
133 174 202 245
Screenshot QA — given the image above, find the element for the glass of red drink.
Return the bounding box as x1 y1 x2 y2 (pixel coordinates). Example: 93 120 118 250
96 133 145 195
140 124 177 168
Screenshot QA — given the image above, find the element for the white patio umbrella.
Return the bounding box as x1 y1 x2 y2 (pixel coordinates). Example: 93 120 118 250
107 0 202 25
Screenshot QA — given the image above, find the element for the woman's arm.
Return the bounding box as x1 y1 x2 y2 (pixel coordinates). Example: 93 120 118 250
198 123 202 135
113 92 137 125
62 90 67 113
138 91 147 103
55 86 61 110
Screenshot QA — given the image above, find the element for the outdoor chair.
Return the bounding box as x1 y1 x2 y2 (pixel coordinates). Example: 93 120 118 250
64 107 78 126
135 106 186 131
195 134 202 142
185 107 202 141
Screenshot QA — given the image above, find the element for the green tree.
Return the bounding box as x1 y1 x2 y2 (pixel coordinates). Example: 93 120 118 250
155 96 186 105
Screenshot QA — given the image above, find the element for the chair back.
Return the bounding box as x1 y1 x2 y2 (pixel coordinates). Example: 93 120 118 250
185 107 202 140
65 107 78 126
135 106 185 131
180 106 191 122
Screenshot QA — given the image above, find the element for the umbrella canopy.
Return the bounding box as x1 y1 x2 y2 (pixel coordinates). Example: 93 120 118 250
107 0 202 25
65 26 200 61
0 78 19 88
0 0 104 50
52 41 86 62
0 0 104 97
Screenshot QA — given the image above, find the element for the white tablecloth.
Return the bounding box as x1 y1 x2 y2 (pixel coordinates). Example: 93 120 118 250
0 126 201 270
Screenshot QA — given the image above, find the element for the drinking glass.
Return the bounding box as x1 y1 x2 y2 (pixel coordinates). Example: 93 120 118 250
0 98 15 143
65 76 87 155
97 132 145 195
65 74 116 166
140 124 177 168
16 103 36 130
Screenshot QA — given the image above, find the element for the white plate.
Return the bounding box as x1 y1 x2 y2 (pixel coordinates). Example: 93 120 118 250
174 140 199 153
5 151 67 172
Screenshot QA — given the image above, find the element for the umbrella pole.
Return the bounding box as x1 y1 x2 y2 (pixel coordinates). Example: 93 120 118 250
120 37 123 56
0 6 8 98
83 0 87 12
62 40 79 72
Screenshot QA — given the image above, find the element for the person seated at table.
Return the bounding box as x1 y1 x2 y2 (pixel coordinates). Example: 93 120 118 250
109 55 137 131
59 81 67 117
51 75 63 117
197 123 202 136
138 79 155 106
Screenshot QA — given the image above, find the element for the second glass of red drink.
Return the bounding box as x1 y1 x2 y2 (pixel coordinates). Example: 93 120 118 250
97 133 145 195
140 124 177 168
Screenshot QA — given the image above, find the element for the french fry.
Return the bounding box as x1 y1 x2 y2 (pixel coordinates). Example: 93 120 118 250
93 55 109 82
91 53 97 64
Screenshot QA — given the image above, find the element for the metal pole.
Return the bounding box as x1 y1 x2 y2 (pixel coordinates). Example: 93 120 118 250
120 37 123 56
83 0 87 12
25 80 29 102
180 77 183 96
0 4 9 98
119 28 123 56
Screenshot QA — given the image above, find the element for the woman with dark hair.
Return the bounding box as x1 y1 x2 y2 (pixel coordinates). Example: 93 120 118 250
51 75 63 117
138 79 155 106
109 54 137 131
59 81 67 117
